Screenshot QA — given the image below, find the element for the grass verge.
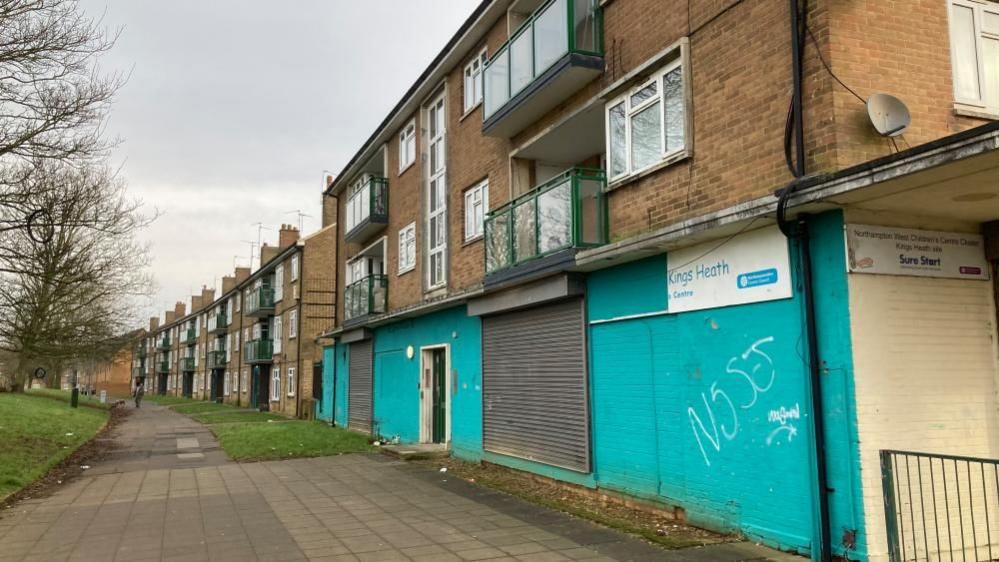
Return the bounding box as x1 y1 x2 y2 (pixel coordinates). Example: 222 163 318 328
210 421 373 461
0 393 109 500
26 389 114 410
418 457 735 550
192 411 285 424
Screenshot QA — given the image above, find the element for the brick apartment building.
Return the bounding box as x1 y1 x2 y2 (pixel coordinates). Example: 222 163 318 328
132 223 336 419
316 1 999 561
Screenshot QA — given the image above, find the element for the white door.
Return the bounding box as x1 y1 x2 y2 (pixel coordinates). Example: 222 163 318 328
426 92 447 290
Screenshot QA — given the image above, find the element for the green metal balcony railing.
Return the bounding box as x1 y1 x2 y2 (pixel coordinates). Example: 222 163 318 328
156 336 171 350
180 327 197 345
244 339 273 364
135 346 147 359
180 357 196 372
485 167 607 275
207 349 228 370
483 0 602 119
207 311 228 334
246 286 275 317
157 360 170 373
344 274 388 321
344 176 389 243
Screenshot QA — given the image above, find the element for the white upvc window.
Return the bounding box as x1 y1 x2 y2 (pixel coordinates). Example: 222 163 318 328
273 315 283 354
227 297 234 323
236 292 241 312
287 367 296 397
426 93 447 290
225 333 232 362
241 370 248 394
271 368 280 401
398 222 416 274
464 180 488 241
606 58 687 182
274 265 284 302
463 49 487 113
291 255 300 281
950 0 999 113
399 119 416 172
234 331 240 352
224 372 230 396
288 310 297 339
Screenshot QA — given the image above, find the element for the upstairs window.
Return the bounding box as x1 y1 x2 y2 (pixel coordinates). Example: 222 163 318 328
464 49 487 113
399 119 417 172
291 255 300 281
274 265 284 302
271 368 280 401
950 0 999 113
464 180 488 241
287 367 296 397
606 59 687 182
398 223 416 274
288 310 297 339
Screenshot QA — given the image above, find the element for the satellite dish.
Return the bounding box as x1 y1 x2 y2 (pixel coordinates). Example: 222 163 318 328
867 93 911 137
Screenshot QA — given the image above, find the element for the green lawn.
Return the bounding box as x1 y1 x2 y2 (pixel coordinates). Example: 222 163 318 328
210 421 373 461
0 393 108 499
171 402 234 415
26 388 114 410
192 411 285 424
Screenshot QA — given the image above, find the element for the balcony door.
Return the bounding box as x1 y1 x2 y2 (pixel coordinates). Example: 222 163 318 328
425 91 447 290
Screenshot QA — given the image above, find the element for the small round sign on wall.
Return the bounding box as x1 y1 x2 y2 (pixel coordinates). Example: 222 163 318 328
406 345 414 360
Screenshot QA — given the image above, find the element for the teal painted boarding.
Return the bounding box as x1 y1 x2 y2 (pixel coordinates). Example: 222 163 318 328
584 211 864 560
316 345 335 421
370 305 484 460
332 341 349 427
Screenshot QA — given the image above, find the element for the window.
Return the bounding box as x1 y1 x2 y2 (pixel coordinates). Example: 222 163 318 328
288 310 297 339
287 367 296 397
274 265 284 301
273 315 283 354
234 331 240 352
271 368 280 401
464 180 488 241
426 93 448 289
291 255 300 281
225 333 232 362
606 59 686 182
236 293 241 312
399 119 416 172
463 49 487 112
224 372 230 396
398 223 416 274
950 0 999 112
241 370 248 394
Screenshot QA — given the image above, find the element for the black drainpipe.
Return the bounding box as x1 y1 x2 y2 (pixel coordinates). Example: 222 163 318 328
777 0 833 560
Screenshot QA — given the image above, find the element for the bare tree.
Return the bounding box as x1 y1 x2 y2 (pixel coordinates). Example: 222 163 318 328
0 161 152 390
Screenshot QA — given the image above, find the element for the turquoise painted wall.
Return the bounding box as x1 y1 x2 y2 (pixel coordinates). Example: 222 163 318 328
316 345 335 421
370 306 484 460
584 211 863 560
333 342 349 427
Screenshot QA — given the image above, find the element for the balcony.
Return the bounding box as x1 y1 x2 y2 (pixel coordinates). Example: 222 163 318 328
180 327 197 345
207 312 228 334
244 339 273 364
207 349 228 370
484 167 606 283
344 274 388 323
246 287 275 317
157 361 170 374
180 357 196 372
156 337 171 351
483 0 603 137
344 176 389 243
135 347 147 359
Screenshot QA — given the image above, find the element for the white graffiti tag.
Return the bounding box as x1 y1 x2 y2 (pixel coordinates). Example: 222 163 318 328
688 337 777 466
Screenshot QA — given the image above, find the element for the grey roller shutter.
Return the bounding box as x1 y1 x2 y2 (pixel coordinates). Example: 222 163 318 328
348 340 373 432
482 298 590 472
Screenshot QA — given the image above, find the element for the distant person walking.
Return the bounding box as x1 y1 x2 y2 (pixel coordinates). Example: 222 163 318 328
133 381 144 408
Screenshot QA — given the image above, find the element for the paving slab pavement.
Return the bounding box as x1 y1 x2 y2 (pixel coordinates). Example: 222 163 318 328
0 402 803 561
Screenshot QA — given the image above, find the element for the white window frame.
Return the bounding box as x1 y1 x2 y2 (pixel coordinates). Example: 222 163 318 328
273 315 283 354
241 370 248 394
398 222 416 274
399 119 417 173
949 0 999 114
274 265 284 302
287 367 296 397
463 49 487 113
224 371 230 396
291 255 300 281
605 57 687 183
288 310 297 339
463 180 488 242
271 368 280 402
425 91 448 291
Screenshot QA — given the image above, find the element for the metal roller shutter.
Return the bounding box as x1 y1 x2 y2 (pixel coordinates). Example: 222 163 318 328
348 340 373 432
482 298 590 472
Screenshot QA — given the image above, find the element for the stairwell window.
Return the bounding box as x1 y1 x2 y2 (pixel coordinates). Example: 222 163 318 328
950 0 999 114
288 310 297 338
271 368 280 401
606 58 687 183
224 372 230 396
241 370 247 394
274 265 284 302
287 367 295 397
398 222 416 274
273 315 283 354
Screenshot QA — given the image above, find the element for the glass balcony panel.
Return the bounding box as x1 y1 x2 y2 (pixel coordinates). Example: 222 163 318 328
573 0 599 52
371 277 387 315
484 49 509 117
577 177 604 245
510 30 534 96
485 210 512 273
344 274 387 321
513 200 537 261
538 179 572 254
534 0 568 75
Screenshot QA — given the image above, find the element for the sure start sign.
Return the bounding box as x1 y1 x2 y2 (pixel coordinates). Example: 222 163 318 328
845 224 989 280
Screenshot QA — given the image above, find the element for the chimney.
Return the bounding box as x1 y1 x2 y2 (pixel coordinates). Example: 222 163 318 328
322 175 337 228
165 310 176 324
149 317 160 331
191 295 203 312
222 275 235 294
234 267 251 283
173 301 186 318
279 224 300 249
200 285 215 306
260 243 280 268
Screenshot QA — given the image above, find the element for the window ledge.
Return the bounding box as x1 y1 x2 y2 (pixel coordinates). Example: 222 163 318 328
954 104 999 121
462 235 483 247
399 160 416 176
606 149 691 193
460 102 482 123
398 265 415 277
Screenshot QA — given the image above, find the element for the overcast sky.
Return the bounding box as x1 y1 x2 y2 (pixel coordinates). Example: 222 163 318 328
79 0 479 322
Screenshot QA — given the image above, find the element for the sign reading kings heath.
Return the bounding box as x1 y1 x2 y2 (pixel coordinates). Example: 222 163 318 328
845 224 989 280
667 226 793 313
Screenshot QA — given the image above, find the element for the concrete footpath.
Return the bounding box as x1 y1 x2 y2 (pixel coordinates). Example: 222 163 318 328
0 404 801 562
